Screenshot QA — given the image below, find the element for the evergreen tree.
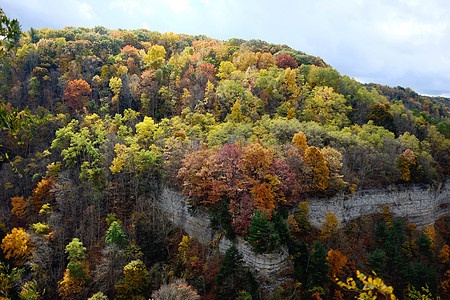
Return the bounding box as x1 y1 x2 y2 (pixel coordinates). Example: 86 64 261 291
105 221 127 246
247 211 280 253
308 241 329 288
366 248 387 277
216 245 258 300
216 245 242 285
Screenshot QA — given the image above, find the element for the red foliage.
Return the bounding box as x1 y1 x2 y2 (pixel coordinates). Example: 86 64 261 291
196 62 216 88
120 45 139 58
63 79 92 111
178 142 299 233
275 53 298 69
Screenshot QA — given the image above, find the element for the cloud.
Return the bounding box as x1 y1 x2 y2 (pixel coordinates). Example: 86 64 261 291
109 0 141 13
79 3 94 20
164 0 191 13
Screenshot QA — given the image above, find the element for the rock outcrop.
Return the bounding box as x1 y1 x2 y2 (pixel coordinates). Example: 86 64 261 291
157 188 294 284
307 183 449 228
156 183 449 287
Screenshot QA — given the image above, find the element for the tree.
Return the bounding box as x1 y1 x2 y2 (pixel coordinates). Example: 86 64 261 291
292 131 308 153
275 53 298 69
152 279 200 300
1 227 34 266
215 245 258 300
327 249 347 277
396 149 423 182
304 146 330 191
11 196 29 220
308 241 329 288
367 102 394 131
320 211 339 240
439 244 449 264
115 259 149 299
65 238 86 263
247 211 280 253
64 79 92 111
143 44 166 69
105 221 127 246
0 8 22 57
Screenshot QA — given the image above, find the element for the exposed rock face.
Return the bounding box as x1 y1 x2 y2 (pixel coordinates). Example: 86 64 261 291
156 183 449 286
307 183 449 228
157 188 294 283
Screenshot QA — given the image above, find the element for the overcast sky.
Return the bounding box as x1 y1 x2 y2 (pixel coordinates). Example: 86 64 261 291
3 0 450 96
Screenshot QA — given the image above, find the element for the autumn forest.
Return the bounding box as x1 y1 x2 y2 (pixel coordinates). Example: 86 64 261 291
0 14 450 300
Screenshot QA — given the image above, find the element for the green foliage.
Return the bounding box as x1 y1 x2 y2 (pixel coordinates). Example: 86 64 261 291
105 221 127 246
216 245 243 285
65 238 86 263
308 241 329 288
366 248 387 277
216 245 259 300
247 211 281 254
0 8 22 56
88 292 108 300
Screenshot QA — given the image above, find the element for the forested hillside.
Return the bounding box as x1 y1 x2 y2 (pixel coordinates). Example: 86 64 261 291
0 23 449 299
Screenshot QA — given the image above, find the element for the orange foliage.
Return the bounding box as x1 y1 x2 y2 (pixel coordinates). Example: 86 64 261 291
239 142 273 179
120 45 139 58
11 196 29 219
1 227 34 266
440 270 450 295
250 182 275 218
63 79 92 111
31 178 55 214
58 269 84 300
327 249 348 277
439 245 450 264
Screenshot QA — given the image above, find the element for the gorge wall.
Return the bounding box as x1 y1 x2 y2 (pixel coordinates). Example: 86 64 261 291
307 183 450 228
156 183 449 285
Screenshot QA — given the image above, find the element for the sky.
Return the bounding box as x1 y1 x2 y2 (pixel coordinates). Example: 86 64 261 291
3 0 450 97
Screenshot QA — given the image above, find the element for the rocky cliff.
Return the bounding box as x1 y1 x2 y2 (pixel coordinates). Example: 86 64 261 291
307 183 449 228
156 183 449 286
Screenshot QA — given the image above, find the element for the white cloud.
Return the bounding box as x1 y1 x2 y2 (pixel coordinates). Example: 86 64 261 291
110 0 141 13
164 0 191 13
79 2 94 20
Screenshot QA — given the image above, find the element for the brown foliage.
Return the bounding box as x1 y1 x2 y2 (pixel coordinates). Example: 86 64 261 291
11 196 29 219
31 178 55 214
64 79 92 111
275 53 298 69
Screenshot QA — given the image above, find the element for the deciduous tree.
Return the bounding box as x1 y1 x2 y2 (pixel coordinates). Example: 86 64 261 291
64 79 92 111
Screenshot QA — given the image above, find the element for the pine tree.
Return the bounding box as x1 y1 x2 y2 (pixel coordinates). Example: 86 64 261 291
105 221 127 246
308 241 329 288
247 211 280 253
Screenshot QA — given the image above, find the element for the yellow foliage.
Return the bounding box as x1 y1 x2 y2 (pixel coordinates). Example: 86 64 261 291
423 225 436 248
292 131 308 152
381 205 392 227
439 245 450 264
110 143 127 174
58 269 84 300
1 228 34 266
334 269 396 300
320 211 338 240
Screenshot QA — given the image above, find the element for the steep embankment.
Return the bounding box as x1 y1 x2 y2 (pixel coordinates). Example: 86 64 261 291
157 183 449 283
